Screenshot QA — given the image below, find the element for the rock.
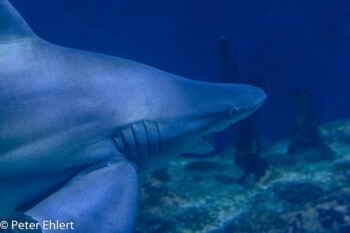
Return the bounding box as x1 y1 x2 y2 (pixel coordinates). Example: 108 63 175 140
332 160 350 173
184 161 217 172
273 182 324 207
317 207 344 230
213 175 236 184
152 168 171 182
134 119 350 233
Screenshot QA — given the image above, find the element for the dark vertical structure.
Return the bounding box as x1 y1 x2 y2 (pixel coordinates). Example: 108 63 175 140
219 37 267 182
288 90 320 153
288 89 331 161
220 36 240 83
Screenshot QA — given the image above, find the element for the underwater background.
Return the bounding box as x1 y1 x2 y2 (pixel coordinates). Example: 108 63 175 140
10 0 350 232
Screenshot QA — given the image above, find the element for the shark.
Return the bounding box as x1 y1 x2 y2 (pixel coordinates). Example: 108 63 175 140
0 0 266 232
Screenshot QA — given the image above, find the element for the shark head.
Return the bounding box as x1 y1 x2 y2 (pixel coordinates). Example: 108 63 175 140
110 66 266 172
156 82 266 155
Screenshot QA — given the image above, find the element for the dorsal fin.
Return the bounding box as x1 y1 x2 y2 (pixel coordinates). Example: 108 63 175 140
0 0 35 42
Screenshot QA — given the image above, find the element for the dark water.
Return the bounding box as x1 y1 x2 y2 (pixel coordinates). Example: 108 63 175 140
12 0 350 142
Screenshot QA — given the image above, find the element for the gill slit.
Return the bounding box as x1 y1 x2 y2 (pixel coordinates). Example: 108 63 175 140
142 121 151 158
155 121 161 153
120 131 130 156
130 124 140 159
112 135 121 153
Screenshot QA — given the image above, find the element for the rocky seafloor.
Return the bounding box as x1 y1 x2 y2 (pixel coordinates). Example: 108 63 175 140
133 119 350 233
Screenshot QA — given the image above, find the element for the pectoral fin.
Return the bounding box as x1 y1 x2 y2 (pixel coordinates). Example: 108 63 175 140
26 159 138 233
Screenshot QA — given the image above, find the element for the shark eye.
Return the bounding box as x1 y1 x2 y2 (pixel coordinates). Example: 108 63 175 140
229 107 239 118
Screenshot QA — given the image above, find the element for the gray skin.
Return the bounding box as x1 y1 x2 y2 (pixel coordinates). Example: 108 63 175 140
0 1 266 232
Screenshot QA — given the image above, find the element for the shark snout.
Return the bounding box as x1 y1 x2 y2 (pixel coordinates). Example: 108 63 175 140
251 86 267 112
230 84 266 117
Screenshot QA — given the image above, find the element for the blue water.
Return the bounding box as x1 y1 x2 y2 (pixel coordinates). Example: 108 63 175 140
12 0 350 141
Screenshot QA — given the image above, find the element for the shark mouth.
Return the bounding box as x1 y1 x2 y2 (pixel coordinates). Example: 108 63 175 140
199 134 216 149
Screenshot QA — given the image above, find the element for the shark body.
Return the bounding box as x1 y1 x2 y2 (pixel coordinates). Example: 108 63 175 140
0 1 266 232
